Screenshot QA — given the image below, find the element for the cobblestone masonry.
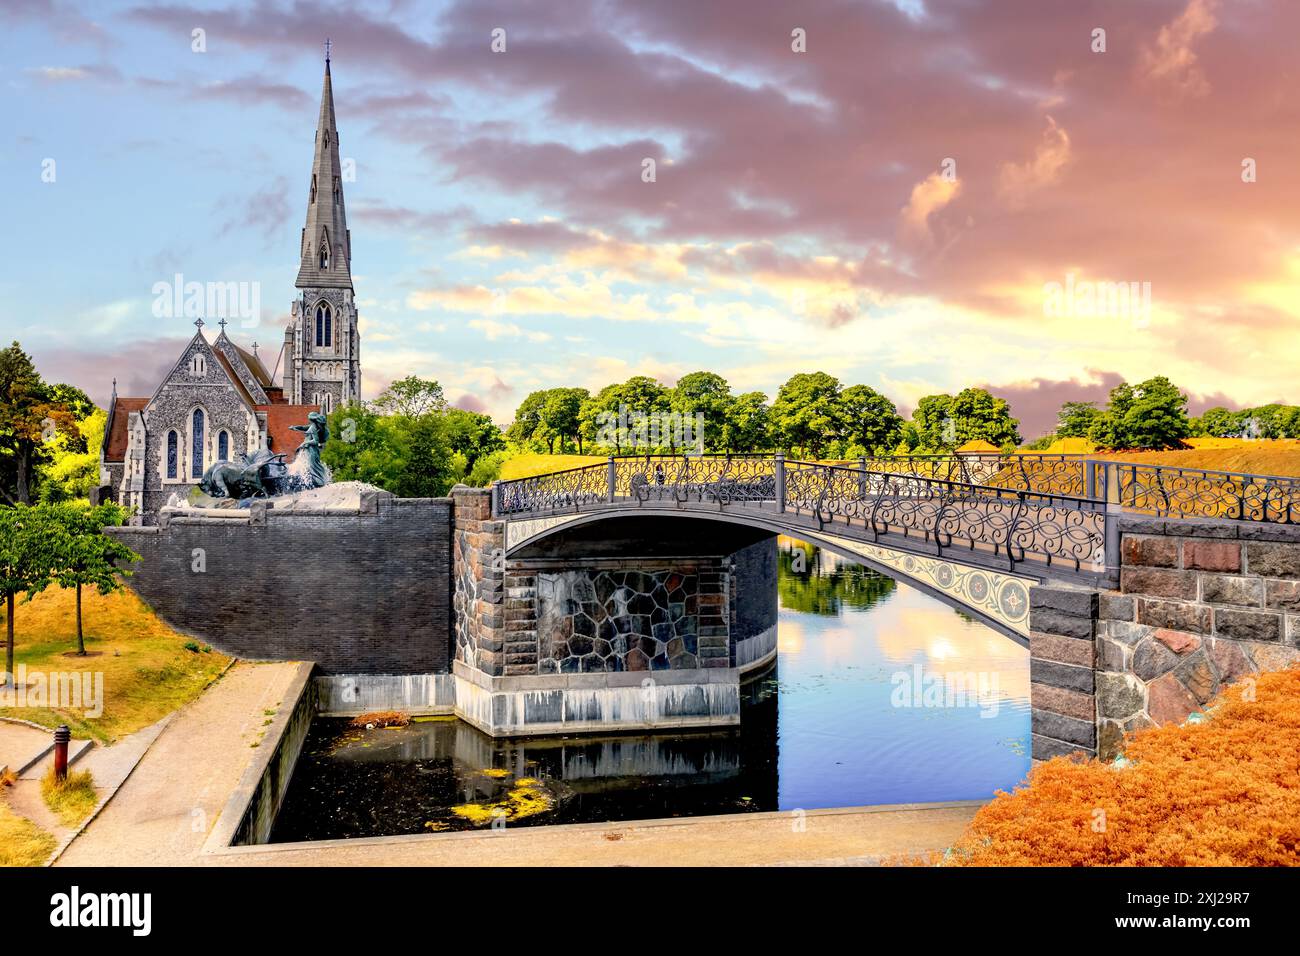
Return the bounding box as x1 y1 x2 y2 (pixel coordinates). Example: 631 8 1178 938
1092 515 1300 760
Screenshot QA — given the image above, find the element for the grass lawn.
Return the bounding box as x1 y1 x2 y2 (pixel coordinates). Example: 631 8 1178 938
1 585 231 743
41 768 98 828
0 798 56 866
942 666 1300 866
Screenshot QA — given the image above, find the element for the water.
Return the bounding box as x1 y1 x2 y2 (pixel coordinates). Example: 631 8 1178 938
269 540 1030 842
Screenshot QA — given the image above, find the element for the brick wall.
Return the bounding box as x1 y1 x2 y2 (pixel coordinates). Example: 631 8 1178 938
1094 515 1300 760
109 493 453 675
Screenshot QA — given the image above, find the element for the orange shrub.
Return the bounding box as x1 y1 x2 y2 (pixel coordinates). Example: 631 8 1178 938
944 667 1300 866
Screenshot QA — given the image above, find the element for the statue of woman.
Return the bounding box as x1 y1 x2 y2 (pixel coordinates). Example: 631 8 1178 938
290 411 331 489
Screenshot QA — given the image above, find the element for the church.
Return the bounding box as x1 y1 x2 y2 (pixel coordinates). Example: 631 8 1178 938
99 53 362 523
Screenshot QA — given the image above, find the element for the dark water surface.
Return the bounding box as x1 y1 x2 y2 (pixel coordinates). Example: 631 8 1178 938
269 541 1030 842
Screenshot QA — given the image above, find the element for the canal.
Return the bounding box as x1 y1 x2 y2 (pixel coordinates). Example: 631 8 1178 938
269 538 1030 841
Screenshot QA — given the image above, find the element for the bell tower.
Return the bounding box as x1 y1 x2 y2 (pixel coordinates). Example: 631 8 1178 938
283 41 361 412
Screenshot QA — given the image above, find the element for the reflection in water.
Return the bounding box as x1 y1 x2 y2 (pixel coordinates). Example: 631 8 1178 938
269 540 1030 842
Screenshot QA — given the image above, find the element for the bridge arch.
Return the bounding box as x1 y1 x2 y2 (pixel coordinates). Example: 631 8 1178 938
503 506 1034 644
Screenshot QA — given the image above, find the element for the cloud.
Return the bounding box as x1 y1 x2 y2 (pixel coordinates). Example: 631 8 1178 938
1139 0 1219 98
900 172 961 243
998 116 1070 210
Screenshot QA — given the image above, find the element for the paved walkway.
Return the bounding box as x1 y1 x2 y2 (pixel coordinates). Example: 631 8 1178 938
57 661 303 866
57 659 978 866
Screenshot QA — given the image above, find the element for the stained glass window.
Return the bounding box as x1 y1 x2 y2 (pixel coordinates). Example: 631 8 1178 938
191 409 205 479
166 431 178 479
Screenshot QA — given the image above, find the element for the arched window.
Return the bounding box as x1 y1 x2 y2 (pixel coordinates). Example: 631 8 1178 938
190 354 206 376
314 303 332 348
166 431 178 479
218 430 229 462
191 409 205 479
323 393 333 414
310 175 317 204
319 236 330 269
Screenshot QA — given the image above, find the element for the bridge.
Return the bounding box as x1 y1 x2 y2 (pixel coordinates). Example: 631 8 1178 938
109 451 1300 762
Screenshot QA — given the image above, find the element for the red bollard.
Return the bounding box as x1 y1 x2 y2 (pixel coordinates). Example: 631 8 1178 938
53 725 70 784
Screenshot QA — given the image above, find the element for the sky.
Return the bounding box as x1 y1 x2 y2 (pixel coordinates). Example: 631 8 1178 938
1 0 1296 438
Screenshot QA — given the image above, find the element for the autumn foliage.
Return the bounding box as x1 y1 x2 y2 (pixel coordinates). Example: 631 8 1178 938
943 667 1300 866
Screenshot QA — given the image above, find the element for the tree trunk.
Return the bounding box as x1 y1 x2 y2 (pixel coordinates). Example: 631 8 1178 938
16 448 31 505
4 593 13 687
76 583 85 655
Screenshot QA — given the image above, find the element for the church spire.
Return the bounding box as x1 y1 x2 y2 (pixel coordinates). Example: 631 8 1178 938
295 46 352 289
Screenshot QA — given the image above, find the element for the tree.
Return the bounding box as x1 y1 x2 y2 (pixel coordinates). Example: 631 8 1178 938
538 388 588 453
323 378 464 498
37 407 106 504
837 384 903 454
0 342 59 505
721 391 772 453
1056 401 1101 439
0 505 59 684
771 372 842 457
1088 376 1190 450
49 503 139 655
373 375 447 418
911 388 1020 450
443 408 505 470
507 390 550 451
671 372 733 452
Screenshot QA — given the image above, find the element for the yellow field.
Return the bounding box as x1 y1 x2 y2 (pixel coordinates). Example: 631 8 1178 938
497 443 1300 482
497 453 604 481
0 801 55 867
1093 445 1300 477
0 586 231 743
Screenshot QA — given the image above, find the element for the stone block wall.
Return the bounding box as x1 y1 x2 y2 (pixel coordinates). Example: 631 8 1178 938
109 493 453 674
1028 586 1099 761
451 486 508 676
1094 516 1300 760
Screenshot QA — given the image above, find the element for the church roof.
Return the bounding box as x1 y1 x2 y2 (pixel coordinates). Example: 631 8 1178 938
294 56 353 290
103 397 148 462
256 403 317 463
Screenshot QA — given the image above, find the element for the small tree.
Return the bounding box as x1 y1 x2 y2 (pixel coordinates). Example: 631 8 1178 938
50 503 139 655
0 505 59 684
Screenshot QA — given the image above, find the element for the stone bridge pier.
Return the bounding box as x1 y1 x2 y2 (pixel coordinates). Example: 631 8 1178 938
1027 515 1300 764
450 486 778 736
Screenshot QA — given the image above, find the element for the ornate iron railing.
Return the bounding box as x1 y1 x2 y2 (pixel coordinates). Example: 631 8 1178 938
783 461 1104 571
494 462 608 515
493 455 1108 571
1108 462 1300 523
841 453 1091 498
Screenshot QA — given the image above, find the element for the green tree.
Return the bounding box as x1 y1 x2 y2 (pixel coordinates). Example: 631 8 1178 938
1192 406 1245 438
671 372 733 452
1056 401 1101 439
1088 377 1190 450
911 388 1020 450
37 407 106 504
507 390 550 451
837 384 903 454
0 342 61 505
771 372 842 458
0 505 59 683
538 387 589 453
443 408 505 470
49 503 139 655
720 391 772 453
372 375 448 418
